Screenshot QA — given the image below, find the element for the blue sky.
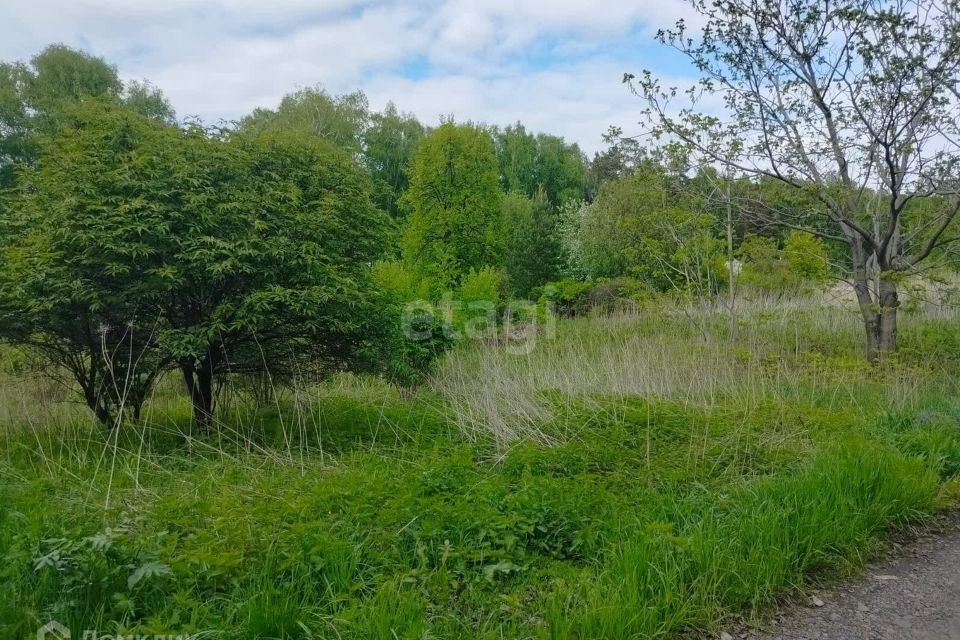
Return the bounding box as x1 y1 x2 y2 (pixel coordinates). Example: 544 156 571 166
1 0 700 154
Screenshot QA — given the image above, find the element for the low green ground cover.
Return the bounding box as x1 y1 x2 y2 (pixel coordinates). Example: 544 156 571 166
2 305 959 639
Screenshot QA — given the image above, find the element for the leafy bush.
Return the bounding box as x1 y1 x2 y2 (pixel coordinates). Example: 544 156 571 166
536 277 655 317
536 278 594 317
739 231 830 295
371 260 432 303
367 264 453 388
0 101 391 427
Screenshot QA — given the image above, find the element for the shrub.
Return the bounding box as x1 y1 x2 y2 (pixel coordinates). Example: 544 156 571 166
536 277 655 317
371 260 432 303
739 231 830 296
536 279 594 317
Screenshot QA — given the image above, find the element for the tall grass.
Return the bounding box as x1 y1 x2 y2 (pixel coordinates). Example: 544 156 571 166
432 299 959 445
2 298 960 639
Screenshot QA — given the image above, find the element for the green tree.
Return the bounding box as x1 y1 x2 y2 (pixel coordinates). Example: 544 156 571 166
533 132 589 206
569 166 716 290
401 122 505 291
493 123 589 207
783 231 831 289
123 79 176 123
0 45 121 186
0 45 174 187
0 101 390 428
0 102 181 424
638 0 960 360
494 123 537 196
589 126 645 189
740 232 831 295
159 127 389 428
240 86 369 155
363 102 425 218
503 191 562 296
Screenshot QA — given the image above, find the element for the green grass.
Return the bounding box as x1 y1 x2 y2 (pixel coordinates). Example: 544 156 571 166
2 303 960 639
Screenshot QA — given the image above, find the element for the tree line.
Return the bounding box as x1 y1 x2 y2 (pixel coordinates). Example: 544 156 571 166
2 0 959 428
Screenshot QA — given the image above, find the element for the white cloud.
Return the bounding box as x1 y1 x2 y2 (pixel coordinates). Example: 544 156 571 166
0 0 703 153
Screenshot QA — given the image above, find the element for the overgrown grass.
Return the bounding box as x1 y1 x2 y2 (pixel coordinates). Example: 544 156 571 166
2 301 960 639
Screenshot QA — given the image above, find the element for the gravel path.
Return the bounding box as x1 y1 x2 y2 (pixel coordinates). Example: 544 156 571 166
742 517 960 640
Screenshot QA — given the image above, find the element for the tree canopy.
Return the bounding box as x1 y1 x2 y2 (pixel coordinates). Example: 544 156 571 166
401 122 505 291
0 101 390 427
637 0 960 359
0 44 174 188
240 86 369 155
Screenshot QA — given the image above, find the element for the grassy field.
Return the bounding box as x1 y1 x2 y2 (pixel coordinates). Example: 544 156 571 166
3 300 960 639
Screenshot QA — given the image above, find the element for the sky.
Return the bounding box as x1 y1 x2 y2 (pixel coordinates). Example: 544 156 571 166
0 0 701 154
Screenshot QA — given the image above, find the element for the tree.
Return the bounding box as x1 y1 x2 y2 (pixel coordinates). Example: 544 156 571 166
564 165 717 291
589 126 645 190
0 102 182 424
363 102 425 218
533 132 590 206
0 45 174 187
0 45 120 186
240 86 369 155
0 101 390 428
495 123 537 196
158 127 389 428
739 231 830 295
123 79 176 123
636 0 960 361
503 190 562 296
493 123 589 207
401 122 505 291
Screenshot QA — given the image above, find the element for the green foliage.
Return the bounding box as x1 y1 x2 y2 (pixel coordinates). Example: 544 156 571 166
0 45 174 188
740 231 831 295
1 394 952 638
122 80 175 123
783 231 832 285
897 421 960 479
503 191 562 296
567 167 718 291
549 441 937 639
537 278 594 317
368 261 453 388
458 266 506 309
537 277 654 317
0 101 390 425
493 123 589 207
371 260 432 303
363 102 425 218
239 86 369 154
2 306 960 638
401 122 505 291
0 101 183 423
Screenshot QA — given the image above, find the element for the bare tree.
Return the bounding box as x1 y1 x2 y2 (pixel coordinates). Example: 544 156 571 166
634 0 960 361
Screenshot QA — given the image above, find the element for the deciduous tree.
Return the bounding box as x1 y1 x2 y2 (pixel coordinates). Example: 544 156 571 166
636 0 960 361
401 122 505 291
0 102 390 428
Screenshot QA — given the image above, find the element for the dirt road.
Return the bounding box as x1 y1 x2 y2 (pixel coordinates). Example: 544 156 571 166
747 519 960 640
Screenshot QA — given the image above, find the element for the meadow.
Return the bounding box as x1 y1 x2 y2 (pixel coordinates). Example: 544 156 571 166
3 297 960 639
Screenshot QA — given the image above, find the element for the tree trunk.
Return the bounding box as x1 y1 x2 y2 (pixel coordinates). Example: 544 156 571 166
850 237 881 363
849 237 899 363
90 396 115 427
181 352 215 432
79 373 116 427
877 276 899 356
